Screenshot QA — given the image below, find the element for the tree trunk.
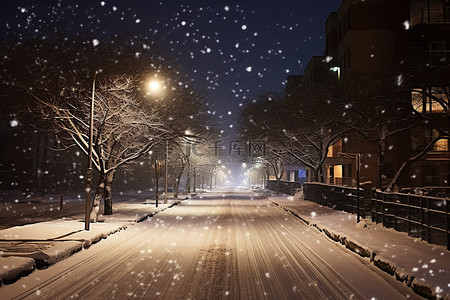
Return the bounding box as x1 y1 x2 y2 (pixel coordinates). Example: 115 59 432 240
90 170 115 220
275 177 281 194
313 168 320 182
103 171 115 215
377 140 385 189
90 175 105 222
174 174 182 198
386 137 441 191
186 164 191 194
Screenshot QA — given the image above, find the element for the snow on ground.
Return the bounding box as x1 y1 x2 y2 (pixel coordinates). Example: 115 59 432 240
0 256 35 285
0 192 181 286
0 190 424 299
0 188 448 299
260 189 449 299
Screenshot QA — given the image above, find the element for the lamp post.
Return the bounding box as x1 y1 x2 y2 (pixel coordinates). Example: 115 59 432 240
146 76 166 205
85 75 97 231
164 140 168 204
338 152 362 223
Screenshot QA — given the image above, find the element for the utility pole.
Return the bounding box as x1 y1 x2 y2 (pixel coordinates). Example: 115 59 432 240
153 160 161 207
164 140 168 204
338 152 362 223
85 75 96 231
356 153 361 223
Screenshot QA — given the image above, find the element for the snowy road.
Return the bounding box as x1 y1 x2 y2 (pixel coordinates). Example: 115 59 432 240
2 190 421 299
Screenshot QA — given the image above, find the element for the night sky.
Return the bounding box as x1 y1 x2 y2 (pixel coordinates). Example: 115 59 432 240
1 0 341 135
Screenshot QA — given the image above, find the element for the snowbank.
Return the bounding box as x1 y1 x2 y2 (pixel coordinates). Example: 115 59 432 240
263 190 449 300
0 257 35 285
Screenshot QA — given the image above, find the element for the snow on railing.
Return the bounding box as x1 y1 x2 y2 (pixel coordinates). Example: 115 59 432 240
304 182 449 250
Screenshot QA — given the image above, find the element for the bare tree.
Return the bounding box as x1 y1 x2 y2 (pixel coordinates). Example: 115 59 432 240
29 76 168 220
241 87 346 183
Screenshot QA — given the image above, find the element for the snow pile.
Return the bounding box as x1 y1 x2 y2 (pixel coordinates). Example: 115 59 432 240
0 256 35 285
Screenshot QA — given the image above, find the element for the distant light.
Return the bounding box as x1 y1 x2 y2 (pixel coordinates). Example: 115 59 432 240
241 25 247 30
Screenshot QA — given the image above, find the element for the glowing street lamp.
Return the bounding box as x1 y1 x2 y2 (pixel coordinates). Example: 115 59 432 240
330 66 341 81
146 76 169 204
147 77 165 96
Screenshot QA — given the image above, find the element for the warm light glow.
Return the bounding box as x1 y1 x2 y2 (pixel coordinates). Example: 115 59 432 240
147 77 165 96
149 80 161 91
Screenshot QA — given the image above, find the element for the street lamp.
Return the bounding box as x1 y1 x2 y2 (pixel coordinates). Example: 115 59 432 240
146 77 165 96
145 75 168 204
330 66 341 81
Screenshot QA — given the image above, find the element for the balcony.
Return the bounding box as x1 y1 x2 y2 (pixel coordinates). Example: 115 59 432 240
410 7 450 27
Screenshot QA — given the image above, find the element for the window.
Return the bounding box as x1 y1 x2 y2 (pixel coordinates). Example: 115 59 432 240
433 138 448 151
425 129 449 151
327 146 333 157
429 41 447 66
411 88 424 112
411 87 449 113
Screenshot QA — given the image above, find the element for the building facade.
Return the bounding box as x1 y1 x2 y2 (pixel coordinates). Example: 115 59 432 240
304 0 449 189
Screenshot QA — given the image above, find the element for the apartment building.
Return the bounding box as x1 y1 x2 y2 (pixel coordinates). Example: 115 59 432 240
304 0 449 189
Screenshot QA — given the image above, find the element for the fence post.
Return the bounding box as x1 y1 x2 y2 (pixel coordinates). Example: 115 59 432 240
446 198 449 251
420 195 424 241
407 193 411 236
382 192 385 227
60 194 63 210
373 190 378 223
394 193 398 231
427 197 431 243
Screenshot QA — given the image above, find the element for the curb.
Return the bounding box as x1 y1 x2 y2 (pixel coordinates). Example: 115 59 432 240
270 200 442 300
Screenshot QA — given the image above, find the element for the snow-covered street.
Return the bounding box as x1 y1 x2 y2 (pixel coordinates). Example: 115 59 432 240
1 189 422 299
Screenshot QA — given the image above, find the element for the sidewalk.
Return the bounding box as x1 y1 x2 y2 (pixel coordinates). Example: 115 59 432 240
0 196 183 286
260 189 449 300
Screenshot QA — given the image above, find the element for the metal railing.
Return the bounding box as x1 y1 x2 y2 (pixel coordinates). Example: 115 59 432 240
266 179 307 195
303 182 449 249
371 190 449 249
326 177 356 186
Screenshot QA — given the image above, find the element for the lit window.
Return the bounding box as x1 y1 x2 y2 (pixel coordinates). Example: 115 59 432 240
428 88 447 113
411 89 424 112
411 87 449 113
433 138 448 152
327 146 333 157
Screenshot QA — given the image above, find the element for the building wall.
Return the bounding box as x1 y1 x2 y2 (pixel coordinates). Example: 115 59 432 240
306 0 449 188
